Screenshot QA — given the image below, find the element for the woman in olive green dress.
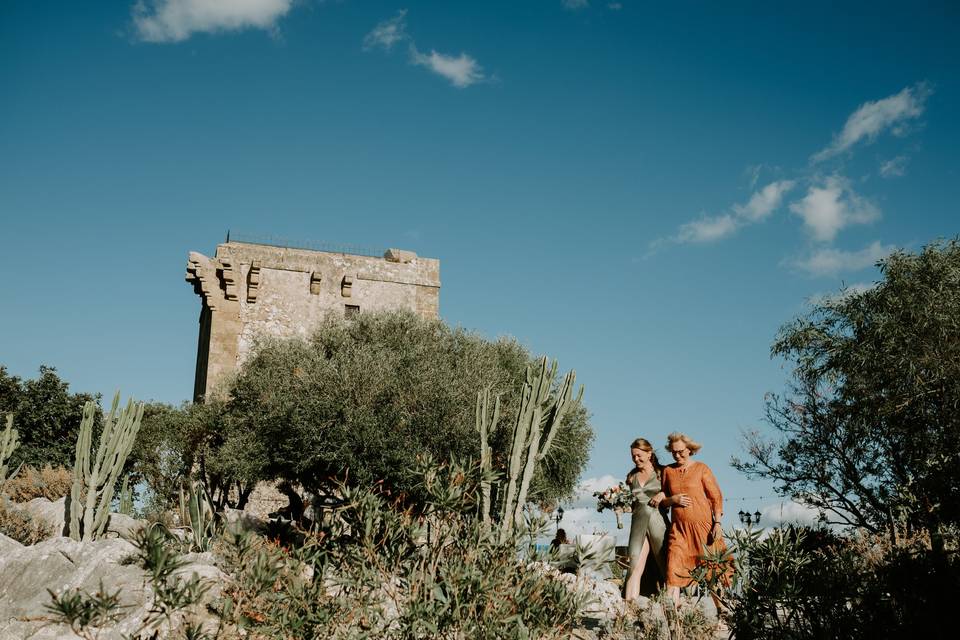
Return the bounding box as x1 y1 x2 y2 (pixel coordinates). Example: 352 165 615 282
623 437 669 601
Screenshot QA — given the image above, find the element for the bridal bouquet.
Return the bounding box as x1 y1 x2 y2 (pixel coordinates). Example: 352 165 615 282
594 482 634 529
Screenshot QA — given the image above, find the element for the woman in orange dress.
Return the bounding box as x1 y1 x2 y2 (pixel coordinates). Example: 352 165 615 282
657 432 730 607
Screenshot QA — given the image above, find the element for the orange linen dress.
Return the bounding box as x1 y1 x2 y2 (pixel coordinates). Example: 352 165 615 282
662 461 729 588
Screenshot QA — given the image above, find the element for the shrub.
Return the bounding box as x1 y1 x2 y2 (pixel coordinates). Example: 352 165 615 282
3 465 72 502
0 365 101 469
0 498 54 545
213 456 590 639
226 310 594 508
698 525 960 640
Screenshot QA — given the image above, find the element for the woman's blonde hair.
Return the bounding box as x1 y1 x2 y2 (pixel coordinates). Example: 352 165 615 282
629 437 663 471
665 432 702 455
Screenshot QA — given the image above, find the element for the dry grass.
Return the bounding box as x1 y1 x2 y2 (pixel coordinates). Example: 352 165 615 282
3 465 73 502
0 499 54 545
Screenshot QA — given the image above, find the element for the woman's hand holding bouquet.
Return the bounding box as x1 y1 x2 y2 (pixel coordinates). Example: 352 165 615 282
594 482 633 529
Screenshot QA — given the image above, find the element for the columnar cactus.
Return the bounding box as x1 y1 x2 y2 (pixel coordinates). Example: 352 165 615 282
476 387 501 525
69 392 144 541
484 357 582 538
1 413 20 491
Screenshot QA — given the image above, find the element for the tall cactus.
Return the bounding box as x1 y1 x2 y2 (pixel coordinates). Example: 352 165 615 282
476 387 501 525
483 357 582 538
69 391 144 541
1 413 20 491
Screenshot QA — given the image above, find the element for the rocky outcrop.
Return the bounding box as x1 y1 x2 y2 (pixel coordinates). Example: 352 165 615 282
0 535 225 639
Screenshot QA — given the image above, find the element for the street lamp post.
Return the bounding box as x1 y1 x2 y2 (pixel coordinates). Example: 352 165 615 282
738 510 762 528
555 506 564 531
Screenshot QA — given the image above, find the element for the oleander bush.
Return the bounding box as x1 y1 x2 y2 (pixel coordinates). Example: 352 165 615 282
44 456 591 639
689 524 960 640
211 456 589 639
3 464 73 502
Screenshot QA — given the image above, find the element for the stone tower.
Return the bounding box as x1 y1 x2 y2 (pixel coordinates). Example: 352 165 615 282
185 240 440 401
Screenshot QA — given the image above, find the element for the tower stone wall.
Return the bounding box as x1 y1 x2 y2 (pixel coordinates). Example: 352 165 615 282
185 241 440 400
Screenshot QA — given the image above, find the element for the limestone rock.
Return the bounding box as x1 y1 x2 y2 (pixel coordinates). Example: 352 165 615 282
106 512 143 540
0 532 22 555
223 506 267 533
0 535 224 639
19 496 68 536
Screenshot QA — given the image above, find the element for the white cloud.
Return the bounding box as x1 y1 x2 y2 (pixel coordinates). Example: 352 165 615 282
410 48 486 88
658 179 795 248
879 155 909 178
675 214 738 244
757 501 823 528
132 0 293 43
562 0 590 9
788 176 880 242
363 12 487 89
362 9 408 51
791 241 895 277
733 179 796 222
811 82 932 163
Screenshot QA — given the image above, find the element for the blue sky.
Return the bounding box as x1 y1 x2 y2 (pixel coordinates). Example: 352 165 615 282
2 0 958 538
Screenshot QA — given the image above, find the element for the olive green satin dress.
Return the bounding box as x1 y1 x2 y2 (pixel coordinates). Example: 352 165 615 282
626 470 669 589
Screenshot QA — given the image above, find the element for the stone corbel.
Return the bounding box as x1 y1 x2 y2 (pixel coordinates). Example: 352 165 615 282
247 261 261 303
186 252 222 311
341 275 353 298
310 271 323 295
218 258 239 301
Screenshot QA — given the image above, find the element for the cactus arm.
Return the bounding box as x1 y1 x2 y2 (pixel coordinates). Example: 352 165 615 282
499 380 533 533
70 402 95 539
476 390 490 524
70 392 143 541
536 371 579 463
91 399 142 539
1 414 20 489
512 404 543 527
476 388 501 525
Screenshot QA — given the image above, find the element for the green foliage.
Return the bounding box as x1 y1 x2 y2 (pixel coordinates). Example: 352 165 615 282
45 580 127 640
69 392 144 541
0 365 100 469
226 310 593 507
132 399 266 512
691 524 960 640
45 523 213 639
185 479 218 552
214 456 589 639
734 239 960 541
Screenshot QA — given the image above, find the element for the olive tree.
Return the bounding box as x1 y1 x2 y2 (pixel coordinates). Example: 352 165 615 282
734 239 960 547
131 399 269 511
226 310 594 508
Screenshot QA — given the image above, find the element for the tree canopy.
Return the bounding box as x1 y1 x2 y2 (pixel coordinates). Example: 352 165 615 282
734 239 960 542
0 365 100 469
221 310 593 507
